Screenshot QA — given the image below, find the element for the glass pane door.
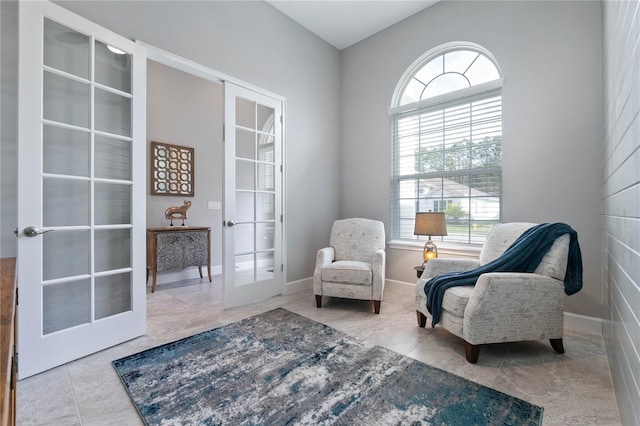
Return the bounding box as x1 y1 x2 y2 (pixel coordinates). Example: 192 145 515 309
223 83 283 308
17 1 146 379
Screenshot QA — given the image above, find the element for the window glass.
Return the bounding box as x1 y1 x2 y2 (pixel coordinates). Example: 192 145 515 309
392 46 502 245
398 49 500 105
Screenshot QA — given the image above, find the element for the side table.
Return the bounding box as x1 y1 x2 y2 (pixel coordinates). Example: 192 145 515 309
146 227 212 292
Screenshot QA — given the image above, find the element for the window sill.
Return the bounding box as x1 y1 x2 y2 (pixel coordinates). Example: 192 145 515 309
388 240 481 259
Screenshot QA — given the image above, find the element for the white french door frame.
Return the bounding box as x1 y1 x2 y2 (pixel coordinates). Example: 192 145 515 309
17 1 147 379
139 43 288 306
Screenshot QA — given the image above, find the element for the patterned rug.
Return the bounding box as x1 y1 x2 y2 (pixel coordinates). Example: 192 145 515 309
113 308 543 425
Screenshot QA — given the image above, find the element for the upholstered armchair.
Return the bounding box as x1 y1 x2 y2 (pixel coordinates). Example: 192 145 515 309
416 222 572 363
314 218 386 314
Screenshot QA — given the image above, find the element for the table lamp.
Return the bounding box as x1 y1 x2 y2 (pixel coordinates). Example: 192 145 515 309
414 211 448 264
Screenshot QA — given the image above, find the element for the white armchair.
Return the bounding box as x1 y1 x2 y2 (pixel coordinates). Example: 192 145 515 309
416 222 572 363
314 218 386 314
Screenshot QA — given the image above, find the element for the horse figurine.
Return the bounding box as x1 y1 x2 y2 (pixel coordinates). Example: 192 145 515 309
165 200 192 226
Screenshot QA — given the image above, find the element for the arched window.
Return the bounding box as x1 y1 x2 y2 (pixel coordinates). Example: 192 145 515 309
390 43 503 244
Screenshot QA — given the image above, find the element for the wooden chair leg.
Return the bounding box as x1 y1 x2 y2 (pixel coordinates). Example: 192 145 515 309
465 341 480 363
416 310 427 327
315 295 322 308
373 300 381 314
550 338 565 354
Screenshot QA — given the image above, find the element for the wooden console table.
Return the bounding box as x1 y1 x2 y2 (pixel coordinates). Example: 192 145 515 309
146 227 212 293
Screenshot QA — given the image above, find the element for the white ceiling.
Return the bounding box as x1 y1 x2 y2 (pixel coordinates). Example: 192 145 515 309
266 1 440 50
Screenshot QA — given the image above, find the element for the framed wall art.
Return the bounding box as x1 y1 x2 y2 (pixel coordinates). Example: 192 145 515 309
150 141 194 196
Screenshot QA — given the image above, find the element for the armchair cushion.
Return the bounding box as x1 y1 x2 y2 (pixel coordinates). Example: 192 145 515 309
322 261 372 285
330 218 385 262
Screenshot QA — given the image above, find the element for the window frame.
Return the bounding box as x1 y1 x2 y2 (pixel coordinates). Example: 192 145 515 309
390 43 503 246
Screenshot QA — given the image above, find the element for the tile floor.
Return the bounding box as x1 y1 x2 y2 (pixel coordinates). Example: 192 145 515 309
17 277 621 425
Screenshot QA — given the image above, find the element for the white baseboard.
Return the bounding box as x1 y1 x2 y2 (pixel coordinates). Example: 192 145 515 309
564 311 603 336
385 279 415 295
285 277 312 294
152 265 222 285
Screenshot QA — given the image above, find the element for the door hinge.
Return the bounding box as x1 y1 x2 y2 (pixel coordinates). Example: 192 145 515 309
280 214 283 223
280 165 283 173
15 287 18 305
281 264 284 272
222 124 225 142
280 115 283 124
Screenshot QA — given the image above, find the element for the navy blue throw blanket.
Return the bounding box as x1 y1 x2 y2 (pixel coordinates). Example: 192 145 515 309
424 223 583 327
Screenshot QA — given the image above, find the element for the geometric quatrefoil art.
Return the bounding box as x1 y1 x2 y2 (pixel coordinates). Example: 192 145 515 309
151 141 194 196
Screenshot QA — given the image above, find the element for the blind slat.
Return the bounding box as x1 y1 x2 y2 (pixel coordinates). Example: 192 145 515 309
391 92 502 243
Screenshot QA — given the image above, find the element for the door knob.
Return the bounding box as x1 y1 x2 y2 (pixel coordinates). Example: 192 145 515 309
226 220 235 227
23 226 53 237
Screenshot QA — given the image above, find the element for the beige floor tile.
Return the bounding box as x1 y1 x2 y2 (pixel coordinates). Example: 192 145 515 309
17 279 620 425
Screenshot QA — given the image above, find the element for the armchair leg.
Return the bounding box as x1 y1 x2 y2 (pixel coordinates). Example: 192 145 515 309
550 338 565 354
373 300 381 314
464 341 480 363
416 311 427 327
315 295 322 308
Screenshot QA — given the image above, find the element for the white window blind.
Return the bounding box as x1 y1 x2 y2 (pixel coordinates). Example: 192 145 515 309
391 91 502 244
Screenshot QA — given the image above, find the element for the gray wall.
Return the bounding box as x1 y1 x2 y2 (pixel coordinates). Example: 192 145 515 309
340 0 604 318
0 0 18 258
55 0 343 283
146 60 223 282
602 1 640 424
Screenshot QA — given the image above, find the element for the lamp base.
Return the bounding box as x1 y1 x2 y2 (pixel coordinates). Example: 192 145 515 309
423 239 438 264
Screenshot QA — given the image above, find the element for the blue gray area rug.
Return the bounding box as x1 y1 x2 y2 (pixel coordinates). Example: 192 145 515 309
113 308 543 425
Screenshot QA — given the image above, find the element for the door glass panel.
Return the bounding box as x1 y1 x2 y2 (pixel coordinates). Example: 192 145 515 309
43 178 90 227
95 229 131 272
95 88 131 137
257 104 275 133
43 125 90 177
94 182 131 225
95 272 131 319
236 98 255 129
257 163 274 191
43 19 89 79
256 193 274 221
43 230 90 281
95 135 132 180
236 160 255 190
257 252 274 281
234 223 254 254
257 223 274 250
43 279 91 335
235 254 254 286
236 192 254 222
236 128 255 160
95 40 131 93
258 135 274 161
43 71 90 128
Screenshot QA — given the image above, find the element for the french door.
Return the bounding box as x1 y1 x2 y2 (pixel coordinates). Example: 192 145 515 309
222 83 284 308
17 1 146 378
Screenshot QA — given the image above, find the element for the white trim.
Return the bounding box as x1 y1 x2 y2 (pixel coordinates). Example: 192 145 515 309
389 79 502 115
390 41 503 109
385 279 415 295
388 240 481 259
564 312 603 336
137 41 286 102
285 277 312 295
152 265 222 286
